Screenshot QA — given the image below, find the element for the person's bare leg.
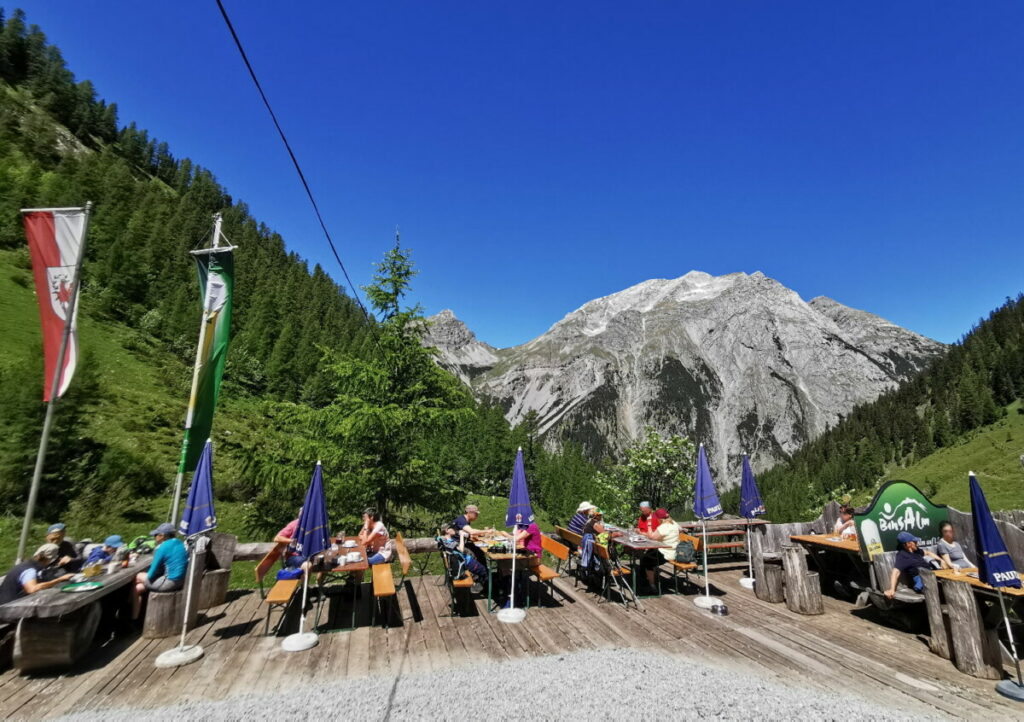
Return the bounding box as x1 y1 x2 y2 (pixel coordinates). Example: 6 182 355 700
131 572 146 619
646 569 656 587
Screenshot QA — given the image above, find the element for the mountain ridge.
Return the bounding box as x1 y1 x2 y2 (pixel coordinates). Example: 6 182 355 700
424 270 946 483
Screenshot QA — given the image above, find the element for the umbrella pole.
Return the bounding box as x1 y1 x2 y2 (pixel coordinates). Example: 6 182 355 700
298 568 308 635
694 519 717 608
998 589 1023 686
154 536 205 667
179 538 197 650
281 564 319 651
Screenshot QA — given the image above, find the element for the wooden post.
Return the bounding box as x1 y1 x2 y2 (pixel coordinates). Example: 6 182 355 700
757 562 786 603
942 578 1002 679
920 569 951 660
782 545 823 615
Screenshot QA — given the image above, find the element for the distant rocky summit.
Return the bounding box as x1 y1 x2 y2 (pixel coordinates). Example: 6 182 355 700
423 271 945 484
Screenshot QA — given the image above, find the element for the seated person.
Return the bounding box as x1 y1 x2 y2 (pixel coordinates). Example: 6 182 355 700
833 506 857 537
936 521 973 570
512 521 543 561
884 531 943 598
132 523 188 620
83 535 125 567
358 508 393 566
274 507 303 568
636 502 657 533
44 522 83 575
439 525 488 588
451 504 492 566
639 508 680 591
568 502 595 534
0 544 73 605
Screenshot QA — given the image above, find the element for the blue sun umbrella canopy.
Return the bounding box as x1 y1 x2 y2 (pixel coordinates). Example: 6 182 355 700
738 454 766 519
969 473 1021 589
179 439 217 537
294 462 331 561
693 444 723 520
505 448 535 527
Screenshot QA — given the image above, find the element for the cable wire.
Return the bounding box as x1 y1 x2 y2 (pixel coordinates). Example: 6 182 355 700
214 0 379 333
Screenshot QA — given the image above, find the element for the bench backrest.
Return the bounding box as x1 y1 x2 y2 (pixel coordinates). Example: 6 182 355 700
679 532 702 553
555 526 582 549
541 533 570 562
255 542 288 586
207 532 238 571
592 543 611 561
394 533 413 575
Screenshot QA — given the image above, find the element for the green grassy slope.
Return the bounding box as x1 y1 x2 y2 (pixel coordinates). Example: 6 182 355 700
887 401 1024 512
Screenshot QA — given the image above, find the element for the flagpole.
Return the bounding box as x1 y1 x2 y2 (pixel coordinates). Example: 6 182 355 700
16 202 92 563
169 213 223 525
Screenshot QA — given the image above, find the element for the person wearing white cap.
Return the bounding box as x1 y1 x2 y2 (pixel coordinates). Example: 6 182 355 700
0 544 73 605
568 502 595 535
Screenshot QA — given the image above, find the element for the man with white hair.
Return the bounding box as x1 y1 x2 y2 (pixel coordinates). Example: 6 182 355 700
568 501 595 534
636 501 657 533
0 544 74 605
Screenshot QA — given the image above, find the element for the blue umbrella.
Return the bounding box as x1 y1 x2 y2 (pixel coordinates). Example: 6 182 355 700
738 454 765 519
499 448 533 624
738 453 765 588
969 471 1023 701
283 461 331 652
692 444 723 608
294 461 331 561
179 439 217 538
505 448 535 528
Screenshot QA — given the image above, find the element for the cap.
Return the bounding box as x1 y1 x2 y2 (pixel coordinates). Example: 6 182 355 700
576 501 596 512
639 501 652 509
896 531 920 545
654 508 669 519
47 523 66 534
464 505 480 513
35 543 60 561
150 522 177 537
592 508 604 516
104 534 124 548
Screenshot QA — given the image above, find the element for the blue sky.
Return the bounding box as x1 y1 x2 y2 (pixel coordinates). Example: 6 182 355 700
12 1 1024 347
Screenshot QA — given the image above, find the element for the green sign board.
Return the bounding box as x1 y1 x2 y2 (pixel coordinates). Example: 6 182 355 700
853 480 949 561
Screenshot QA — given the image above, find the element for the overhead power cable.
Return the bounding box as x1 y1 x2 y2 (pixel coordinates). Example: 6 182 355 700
214 0 381 337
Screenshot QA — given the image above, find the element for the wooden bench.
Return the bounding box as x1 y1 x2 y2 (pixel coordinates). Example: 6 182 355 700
554 526 582 581
143 543 207 639
592 543 635 608
439 544 476 616
369 535 414 627
529 535 566 605
866 550 926 610
255 542 299 635
669 532 701 592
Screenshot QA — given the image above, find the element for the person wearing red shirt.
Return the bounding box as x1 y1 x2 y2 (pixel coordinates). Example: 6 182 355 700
636 502 657 533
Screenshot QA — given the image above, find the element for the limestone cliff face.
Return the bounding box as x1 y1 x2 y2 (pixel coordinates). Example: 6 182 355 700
424 271 945 484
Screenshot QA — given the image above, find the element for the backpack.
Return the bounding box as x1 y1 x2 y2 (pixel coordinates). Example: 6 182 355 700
438 540 467 581
675 539 696 564
125 535 156 555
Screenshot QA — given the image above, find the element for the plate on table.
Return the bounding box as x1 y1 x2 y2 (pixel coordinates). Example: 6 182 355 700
826 537 843 542
342 540 357 548
61 581 104 593
967 572 979 579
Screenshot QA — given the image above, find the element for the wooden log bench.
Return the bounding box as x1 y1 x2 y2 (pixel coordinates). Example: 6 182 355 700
941 576 1003 680
750 522 811 603
254 542 300 636
142 545 207 639
199 531 237 610
782 545 823 615
920 568 952 660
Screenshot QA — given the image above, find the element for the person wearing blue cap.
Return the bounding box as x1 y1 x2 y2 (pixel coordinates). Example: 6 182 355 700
44 522 82 574
83 535 126 567
884 531 944 599
131 523 188 620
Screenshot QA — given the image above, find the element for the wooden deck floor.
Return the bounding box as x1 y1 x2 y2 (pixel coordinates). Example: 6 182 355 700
0 562 1019 720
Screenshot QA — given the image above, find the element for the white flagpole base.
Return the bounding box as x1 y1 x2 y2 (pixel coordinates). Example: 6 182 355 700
996 680 1024 702
281 631 319 652
693 595 719 609
155 643 204 668
739 577 755 590
497 607 526 624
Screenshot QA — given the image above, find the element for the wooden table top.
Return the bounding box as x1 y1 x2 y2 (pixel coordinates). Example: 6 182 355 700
678 519 768 530
0 558 149 622
934 567 1024 597
790 534 861 554
320 537 369 573
604 528 670 550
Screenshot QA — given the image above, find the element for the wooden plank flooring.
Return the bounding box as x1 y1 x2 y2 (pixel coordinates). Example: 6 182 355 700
0 565 1019 720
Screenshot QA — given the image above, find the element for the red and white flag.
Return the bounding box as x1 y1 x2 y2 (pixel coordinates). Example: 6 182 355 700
22 207 89 402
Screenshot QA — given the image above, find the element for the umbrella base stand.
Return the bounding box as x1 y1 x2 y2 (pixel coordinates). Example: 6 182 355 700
739 577 755 590
155 643 204 668
997 680 1024 702
281 632 319 652
497 607 526 624
694 595 720 609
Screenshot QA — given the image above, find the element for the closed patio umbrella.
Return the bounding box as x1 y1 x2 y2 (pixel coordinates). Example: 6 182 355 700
499 448 534 624
693 444 723 609
738 453 765 590
282 461 330 652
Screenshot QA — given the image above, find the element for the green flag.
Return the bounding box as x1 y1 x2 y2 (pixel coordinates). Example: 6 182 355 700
177 249 234 474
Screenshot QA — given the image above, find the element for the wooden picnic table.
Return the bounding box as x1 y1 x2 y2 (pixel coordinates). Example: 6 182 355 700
0 557 150 672
677 518 769 530
933 567 1024 598
606 526 670 600
313 536 370 631
478 538 535 612
789 534 871 597
789 534 860 554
